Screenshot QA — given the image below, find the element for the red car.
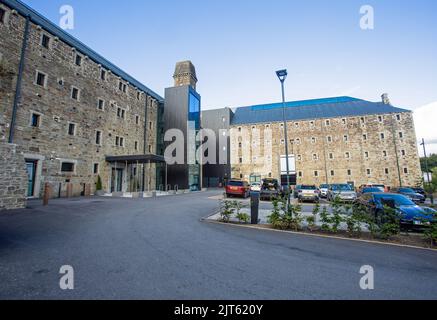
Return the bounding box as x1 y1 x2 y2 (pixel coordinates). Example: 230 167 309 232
225 180 250 198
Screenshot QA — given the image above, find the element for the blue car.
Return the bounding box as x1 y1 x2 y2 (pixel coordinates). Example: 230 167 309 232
391 187 425 204
357 193 435 230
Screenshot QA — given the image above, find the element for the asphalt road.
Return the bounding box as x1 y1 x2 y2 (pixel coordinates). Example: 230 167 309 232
1 190 436 299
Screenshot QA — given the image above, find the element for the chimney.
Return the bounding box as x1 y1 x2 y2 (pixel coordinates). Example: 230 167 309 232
381 93 390 105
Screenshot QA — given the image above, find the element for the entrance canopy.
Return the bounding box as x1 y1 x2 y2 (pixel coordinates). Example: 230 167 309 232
105 154 166 164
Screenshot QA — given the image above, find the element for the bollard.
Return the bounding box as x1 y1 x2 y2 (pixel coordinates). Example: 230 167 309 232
66 183 73 198
43 182 51 206
251 191 260 224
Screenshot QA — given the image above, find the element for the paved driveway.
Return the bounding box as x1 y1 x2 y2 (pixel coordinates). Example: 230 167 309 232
0 190 436 299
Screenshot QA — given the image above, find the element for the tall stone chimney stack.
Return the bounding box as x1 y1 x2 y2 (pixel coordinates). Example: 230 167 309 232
173 60 197 90
381 93 391 105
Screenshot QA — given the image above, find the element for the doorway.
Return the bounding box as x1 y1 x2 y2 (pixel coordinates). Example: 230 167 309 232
25 160 37 197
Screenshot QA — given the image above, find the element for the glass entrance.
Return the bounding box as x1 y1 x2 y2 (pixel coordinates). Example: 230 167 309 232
111 168 123 192
25 160 37 197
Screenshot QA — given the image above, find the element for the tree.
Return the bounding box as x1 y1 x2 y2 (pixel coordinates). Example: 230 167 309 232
420 154 437 173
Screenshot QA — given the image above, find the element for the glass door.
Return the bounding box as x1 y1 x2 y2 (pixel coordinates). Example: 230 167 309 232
25 160 37 197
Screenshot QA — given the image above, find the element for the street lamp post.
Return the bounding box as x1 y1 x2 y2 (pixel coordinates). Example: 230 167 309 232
276 69 291 209
420 138 433 204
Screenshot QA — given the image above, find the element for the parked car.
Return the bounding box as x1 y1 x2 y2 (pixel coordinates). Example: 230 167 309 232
358 187 383 196
250 182 261 192
391 187 425 204
357 193 435 230
319 184 330 198
410 187 426 197
358 184 387 193
293 185 302 198
297 185 320 203
327 184 357 202
225 180 250 198
260 178 281 201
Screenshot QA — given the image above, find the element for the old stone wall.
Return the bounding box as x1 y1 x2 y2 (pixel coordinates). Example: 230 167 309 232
231 112 422 188
0 2 159 198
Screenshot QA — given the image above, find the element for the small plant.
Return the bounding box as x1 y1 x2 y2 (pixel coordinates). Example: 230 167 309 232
330 196 345 233
319 206 331 232
219 200 234 223
96 175 103 191
236 212 250 224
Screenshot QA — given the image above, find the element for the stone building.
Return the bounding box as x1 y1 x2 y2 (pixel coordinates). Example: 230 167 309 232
228 96 422 188
0 0 164 206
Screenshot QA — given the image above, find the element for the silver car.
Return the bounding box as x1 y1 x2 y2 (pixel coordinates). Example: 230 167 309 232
327 184 357 202
319 184 330 198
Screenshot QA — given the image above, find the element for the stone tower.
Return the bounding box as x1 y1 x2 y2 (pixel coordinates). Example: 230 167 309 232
173 60 197 90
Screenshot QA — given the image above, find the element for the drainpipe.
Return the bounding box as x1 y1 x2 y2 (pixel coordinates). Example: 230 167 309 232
9 15 30 143
142 95 149 192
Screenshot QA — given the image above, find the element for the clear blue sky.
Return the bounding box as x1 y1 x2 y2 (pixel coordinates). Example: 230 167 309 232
21 0 437 110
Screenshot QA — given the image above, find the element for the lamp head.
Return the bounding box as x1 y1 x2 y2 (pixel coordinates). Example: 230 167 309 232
276 69 288 82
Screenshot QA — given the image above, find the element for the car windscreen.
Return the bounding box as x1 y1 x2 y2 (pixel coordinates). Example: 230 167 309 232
399 188 415 193
319 184 328 188
374 194 415 206
363 188 381 193
331 184 352 191
228 181 243 187
301 185 317 190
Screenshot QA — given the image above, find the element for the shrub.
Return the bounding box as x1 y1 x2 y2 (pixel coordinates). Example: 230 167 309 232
423 211 437 246
219 200 234 223
96 175 103 191
268 196 303 231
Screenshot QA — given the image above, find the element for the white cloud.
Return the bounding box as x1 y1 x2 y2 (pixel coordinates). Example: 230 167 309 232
413 101 437 155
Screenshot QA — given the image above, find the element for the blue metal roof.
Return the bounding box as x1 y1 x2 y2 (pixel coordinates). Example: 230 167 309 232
231 96 410 125
3 0 164 102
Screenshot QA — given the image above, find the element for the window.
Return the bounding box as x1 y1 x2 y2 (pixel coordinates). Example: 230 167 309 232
149 121 153 130
347 169 352 176
61 162 75 173
330 170 335 176
119 137 124 147
93 163 99 174
75 54 82 66
117 107 125 119
239 157 243 164
280 139 285 144
396 114 401 121
0 8 5 24
137 91 141 100
311 137 316 144
380 133 385 140
135 141 138 151
115 136 119 146
297 155 302 161
363 134 367 141
385 168 389 174
294 122 299 128
35 71 46 87
343 135 348 142
68 123 76 136
378 115 383 123
314 171 319 177
327 136 332 143
95 130 101 145
97 99 105 110
345 152 351 159
100 69 106 81
329 153 334 160
325 119 330 126
148 145 152 153
367 169 371 175
135 115 140 125
30 113 41 127
71 87 80 100
295 138 301 145
240 174 243 179
364 151 369 158
401 149 406 156
383 150 387 157
238 127 241 132
312 153 318 160
360 117 365 124
298 171 303 178
342 118 347 125
238 142 242 148
404 168 408 174
310 121 315 127
41 34 50 49
399 132 403 139
119 81 127 93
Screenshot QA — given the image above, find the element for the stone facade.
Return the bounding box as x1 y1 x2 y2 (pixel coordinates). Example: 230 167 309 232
0 1 162 201
230 111 422 188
